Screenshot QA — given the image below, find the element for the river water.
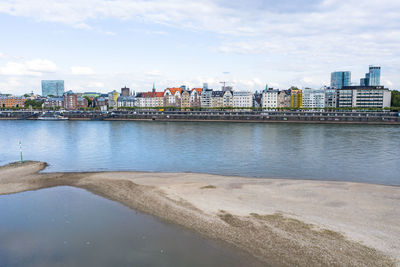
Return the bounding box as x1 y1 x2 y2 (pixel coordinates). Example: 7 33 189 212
1 120 399 266
0 120 399 185
0 186 255 267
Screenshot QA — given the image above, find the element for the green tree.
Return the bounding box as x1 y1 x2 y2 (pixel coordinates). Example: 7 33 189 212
23 94 30 97
391 90 400 107
84 96 93 107
24 99 42 109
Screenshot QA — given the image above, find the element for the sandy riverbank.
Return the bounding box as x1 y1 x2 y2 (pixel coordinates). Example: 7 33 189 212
1 161 399 266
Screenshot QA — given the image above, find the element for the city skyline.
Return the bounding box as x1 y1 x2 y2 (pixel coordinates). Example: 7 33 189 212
0 0 399 95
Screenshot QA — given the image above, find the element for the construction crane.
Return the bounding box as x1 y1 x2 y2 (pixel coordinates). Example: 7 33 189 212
220 81 233 91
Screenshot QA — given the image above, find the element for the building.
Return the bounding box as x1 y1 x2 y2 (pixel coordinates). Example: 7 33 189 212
117 96 135 107
302 88 325 108
164 88 182 107
278 90 291 108
368 66 381 86
290 89 303 108
121 86 130 97
211 91 232 108
108 90 120 108
211 91 224 107
0 96 26 108
41 80 64 97
201 89 213 108
338 86 391 108
82 92 101 98
77 97 88 109
233 91 253 108
253 91 262 108
44 97 64 108
331 71 351 89
360 66 381 86
135 91 164 108
262 88 279 108
64 91 77 110
190 88 202 108
180 90 191 109
95 97 107 109
324 87 337 108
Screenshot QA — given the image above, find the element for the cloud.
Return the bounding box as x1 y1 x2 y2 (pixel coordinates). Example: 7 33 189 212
70 66 95 75
0 59 57 76
0 0 399 90
87 81 104 88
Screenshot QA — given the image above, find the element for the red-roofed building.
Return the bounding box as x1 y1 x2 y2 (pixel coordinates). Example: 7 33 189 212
136 90 164 107
164 87 183 107
190 88 203 107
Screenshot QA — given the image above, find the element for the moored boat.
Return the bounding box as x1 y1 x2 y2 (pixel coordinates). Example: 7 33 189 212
38 113 68 120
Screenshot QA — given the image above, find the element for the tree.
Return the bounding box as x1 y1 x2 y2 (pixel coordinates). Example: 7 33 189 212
24 99 42 109
84 96 93 107
391 90 400 107
23 94 30 97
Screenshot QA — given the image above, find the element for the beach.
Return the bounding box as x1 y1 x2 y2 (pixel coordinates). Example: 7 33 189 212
0 161 399 266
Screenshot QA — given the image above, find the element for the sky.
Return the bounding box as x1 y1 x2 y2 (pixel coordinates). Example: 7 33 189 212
0 0 399 95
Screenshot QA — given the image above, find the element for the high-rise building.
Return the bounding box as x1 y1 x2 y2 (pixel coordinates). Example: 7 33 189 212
368 66 381 86
330 71 351 89
41 80 64 97
360 66 380 86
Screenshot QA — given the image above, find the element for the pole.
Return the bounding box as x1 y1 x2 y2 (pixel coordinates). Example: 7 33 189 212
19 141 23 163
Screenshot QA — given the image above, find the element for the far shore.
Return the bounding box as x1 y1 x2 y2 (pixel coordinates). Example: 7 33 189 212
1 161 399 266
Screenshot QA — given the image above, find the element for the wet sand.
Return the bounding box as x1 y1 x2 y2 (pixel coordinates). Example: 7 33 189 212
0 161 399 266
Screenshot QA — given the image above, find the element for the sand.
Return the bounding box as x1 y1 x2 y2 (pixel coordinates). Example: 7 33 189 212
0 161 399 266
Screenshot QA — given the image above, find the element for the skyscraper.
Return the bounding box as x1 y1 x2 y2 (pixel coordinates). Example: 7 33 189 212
41 80 65 97
360 66 380 86
330 71 351 89
368 65 381 86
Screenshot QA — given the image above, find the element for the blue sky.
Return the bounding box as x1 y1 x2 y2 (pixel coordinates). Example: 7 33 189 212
0 0 399 94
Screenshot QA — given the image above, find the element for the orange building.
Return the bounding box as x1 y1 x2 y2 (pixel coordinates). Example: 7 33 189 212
0 96 27 108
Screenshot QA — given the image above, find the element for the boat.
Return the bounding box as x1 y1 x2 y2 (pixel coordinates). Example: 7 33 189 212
38 113 68 120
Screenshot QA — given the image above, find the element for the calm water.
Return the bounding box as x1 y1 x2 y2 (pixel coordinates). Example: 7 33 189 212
0 120 399 185
0 186 256 267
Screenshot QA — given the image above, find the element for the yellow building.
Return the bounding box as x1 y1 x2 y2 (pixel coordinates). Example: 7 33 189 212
180 90 191 109
290 89 303 108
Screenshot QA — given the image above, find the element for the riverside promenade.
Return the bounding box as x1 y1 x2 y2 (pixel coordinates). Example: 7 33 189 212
1 110 400 124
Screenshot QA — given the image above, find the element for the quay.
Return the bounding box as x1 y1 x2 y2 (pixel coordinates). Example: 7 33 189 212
0 110 399 124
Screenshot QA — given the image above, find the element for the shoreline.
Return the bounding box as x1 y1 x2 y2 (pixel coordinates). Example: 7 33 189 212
1 117 400 125
1 161 399 266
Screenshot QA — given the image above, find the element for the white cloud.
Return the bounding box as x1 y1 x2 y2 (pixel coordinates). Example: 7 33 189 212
71 66 95 75
0 0 399 90
87 81 104 88
0 59 57 76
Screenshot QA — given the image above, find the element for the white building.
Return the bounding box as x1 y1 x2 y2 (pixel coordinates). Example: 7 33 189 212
337 86 391 108
233 91 253 108
117 96 136 107
201 89 213 108
302 88 326 108
261 89 279 108
135 92 164 108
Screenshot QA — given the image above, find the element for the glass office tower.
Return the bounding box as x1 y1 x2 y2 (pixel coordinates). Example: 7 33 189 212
330 71 351 89
360 66 380 86
368 66 381 86
41 80 65 97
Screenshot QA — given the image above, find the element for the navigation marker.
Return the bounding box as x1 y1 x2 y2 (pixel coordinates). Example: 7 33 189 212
19 141 23 163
